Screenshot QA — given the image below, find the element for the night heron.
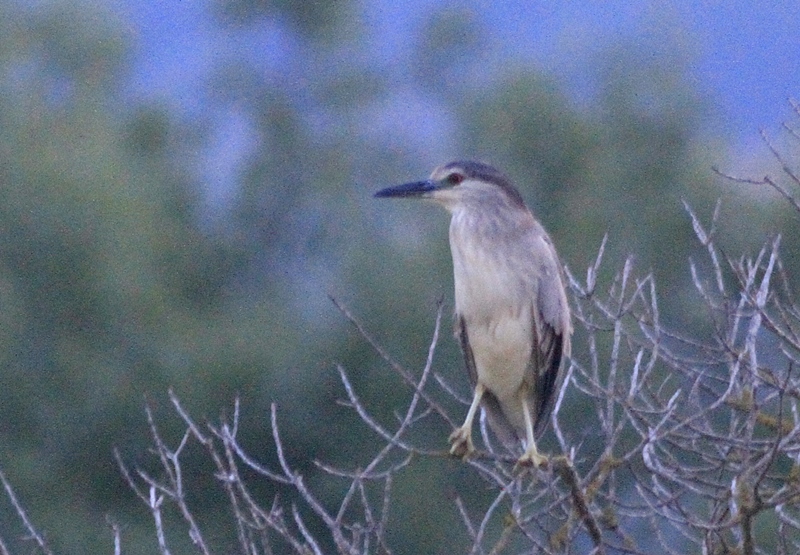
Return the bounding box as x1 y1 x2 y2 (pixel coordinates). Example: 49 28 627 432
375 161 572 466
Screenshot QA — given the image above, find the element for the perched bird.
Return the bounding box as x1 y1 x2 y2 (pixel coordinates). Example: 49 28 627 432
375 161 572 466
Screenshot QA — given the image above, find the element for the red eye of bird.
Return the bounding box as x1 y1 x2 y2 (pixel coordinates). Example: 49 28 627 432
448 173 464 185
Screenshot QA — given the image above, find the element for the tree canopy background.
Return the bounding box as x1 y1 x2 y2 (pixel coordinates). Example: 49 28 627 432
1 1 799 553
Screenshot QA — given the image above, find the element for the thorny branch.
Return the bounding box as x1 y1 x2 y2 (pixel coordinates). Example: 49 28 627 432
101 199 800 554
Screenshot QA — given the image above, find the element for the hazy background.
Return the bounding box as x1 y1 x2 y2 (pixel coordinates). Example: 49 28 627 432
1 0 799 553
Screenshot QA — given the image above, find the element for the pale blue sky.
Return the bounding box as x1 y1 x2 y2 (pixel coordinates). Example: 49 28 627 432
123 1 800 172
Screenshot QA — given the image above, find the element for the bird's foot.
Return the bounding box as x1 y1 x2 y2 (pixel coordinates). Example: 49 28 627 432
515 446 548 470
448 427 475 459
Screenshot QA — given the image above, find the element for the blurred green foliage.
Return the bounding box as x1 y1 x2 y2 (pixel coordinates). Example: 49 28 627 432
0 1 798 553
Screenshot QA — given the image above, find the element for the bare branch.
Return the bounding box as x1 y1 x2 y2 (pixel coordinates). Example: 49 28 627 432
0 469 54 555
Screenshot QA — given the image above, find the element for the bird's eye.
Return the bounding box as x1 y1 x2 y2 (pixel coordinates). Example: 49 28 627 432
447 173 464 185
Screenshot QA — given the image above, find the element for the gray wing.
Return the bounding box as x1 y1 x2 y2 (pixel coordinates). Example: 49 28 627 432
526 232 572 438
456 316 519 448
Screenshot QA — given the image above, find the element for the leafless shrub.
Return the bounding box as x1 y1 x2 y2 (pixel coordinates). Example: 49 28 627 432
3 104 800 554
106 201 800 555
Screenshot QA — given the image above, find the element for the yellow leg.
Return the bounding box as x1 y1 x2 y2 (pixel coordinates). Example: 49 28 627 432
449 383 485 459
517 395 547 467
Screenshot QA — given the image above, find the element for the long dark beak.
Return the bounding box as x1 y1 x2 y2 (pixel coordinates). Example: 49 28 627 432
374 180 437 198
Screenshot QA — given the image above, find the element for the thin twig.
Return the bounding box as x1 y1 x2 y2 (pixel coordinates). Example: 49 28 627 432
0 469 54 555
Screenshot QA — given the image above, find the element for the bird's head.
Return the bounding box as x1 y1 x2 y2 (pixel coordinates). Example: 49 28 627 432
374 161 526 213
